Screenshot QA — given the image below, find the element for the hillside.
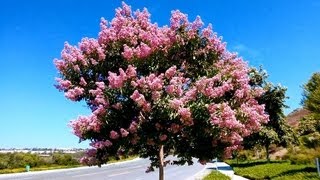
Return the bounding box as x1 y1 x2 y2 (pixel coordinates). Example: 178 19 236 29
285 108 310 128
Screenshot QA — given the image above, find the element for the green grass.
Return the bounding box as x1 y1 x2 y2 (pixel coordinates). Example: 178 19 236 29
227 160 319 180
203 171 231 180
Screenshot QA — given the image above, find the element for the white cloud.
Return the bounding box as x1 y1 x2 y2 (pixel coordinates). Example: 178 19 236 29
231 43 264 66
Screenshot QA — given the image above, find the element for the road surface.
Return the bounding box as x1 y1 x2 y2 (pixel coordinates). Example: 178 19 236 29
0 157 207 180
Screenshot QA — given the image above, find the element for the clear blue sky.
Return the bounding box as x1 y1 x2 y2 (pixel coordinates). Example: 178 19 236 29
1 0 319 148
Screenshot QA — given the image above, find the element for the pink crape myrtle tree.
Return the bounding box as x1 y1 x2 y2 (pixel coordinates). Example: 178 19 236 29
54 3 268 180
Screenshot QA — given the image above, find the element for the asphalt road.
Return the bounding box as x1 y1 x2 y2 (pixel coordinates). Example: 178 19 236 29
0 157 207 180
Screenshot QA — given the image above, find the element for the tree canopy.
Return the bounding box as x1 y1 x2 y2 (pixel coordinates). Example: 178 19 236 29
54 3 269 177
299 72 320 135
244 68 296 161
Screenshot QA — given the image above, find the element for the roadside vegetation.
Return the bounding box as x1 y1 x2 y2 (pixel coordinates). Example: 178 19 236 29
227 160 319 180
203 171 230 180
0 152 82 174
0 152 137 174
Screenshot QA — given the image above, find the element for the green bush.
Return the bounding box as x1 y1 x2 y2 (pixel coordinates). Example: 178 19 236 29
284 147 320 165
301 132 320 149
289 154 313 165
52 153 79 166
0 152 80 170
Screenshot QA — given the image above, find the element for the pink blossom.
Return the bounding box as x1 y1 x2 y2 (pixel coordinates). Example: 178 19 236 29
110 130 120 139
178 107 193 126
170 123 180 134
125 65 137 78
185 88 197 101
69 115 102 138
122 44 134 60
95 82 105 90
80 149 98 165
152 91 161 101
147 74 163 91
54 59 66 71
64 87 84 101
79 38 100 54
138 42 152 58
165 66 177 79
79 77 87 86
178 107 192 119
142 103 151 112
55 78 72 90
90 140 113 149
159 134 167 141
128 121 138 133
192 16 204 30
130 90 147 107
170 10 188 29
93 105 106 116
165 85 175 95
169 98 183 110
120 128 129 137
108 68 127 89
202 24 213 38
97 47 106 61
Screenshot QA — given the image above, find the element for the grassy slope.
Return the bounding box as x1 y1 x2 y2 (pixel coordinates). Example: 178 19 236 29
203 171 230 180
227 160 319 180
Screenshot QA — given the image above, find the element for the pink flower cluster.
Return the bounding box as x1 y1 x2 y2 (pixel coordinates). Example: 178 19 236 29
90 140 113 149
55 78 72 90
128 121 138 133
120 128 129 137
178 107 193 126
110 130 120 139
80 149 98 165
64 87 84 101
108 68 127 89
89 82 108 106
79 38 105 61
130 90 151 112
69 115 102 139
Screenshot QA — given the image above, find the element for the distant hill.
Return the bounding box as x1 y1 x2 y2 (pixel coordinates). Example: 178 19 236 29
285 108 310 128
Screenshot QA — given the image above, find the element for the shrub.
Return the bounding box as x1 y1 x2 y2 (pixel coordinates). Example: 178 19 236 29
284 147 320 165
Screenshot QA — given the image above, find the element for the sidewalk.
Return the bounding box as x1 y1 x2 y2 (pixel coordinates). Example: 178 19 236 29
192 161 248 180
214 162 248 180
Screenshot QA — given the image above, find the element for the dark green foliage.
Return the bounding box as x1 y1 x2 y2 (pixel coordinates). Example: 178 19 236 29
300 72 320 136
243 68 297 161
302 72 320 114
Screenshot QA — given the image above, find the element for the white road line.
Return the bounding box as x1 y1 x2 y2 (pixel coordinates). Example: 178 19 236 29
108 171 132 177
72 171 106 178
19 177 33 180
71 165 143 178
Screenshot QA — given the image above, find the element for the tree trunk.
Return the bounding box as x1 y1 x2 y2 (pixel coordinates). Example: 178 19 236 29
266 144 270 163
159 145 164 180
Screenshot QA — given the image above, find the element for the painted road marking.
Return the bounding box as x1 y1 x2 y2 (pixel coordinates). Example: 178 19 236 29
71 165 143 178
108 171 132 177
